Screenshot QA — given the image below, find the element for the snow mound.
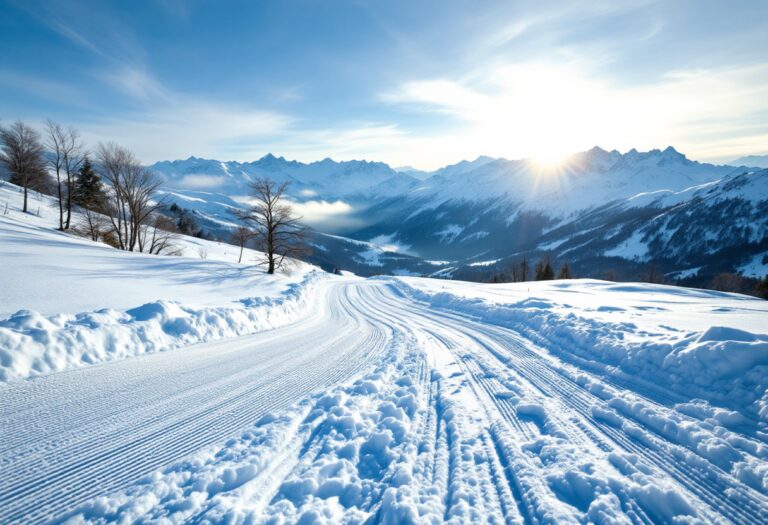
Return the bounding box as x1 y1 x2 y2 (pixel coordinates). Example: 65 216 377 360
0 272 324 382
392 278 768 425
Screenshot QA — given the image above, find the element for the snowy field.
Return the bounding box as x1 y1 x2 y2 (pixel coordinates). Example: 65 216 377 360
1 182 768 524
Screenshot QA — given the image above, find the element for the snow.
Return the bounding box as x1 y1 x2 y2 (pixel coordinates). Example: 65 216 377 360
367 233 411 254
356 248 385 267
435 224 463 242
12 275 763 524
668 266 702 279
739 251 768 277
469 258 501 267
0 183 320 381
604 230 649 260
394 277 768 423
2 181 768 524
59 340 428 524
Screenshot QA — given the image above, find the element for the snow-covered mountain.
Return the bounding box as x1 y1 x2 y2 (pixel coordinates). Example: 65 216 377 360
149 147 768 283
731 154 768 169
151 154 418 199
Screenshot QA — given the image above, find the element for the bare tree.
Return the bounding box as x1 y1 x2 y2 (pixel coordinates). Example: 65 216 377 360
510 257 530 282
0 121 48 213
237 178 309 274
45 121 85 229
62 127 85 229
231 226 256 263
45 120 66 229
557 262 572 279
645 263 663 284
96 142 166 251
139 214 181 255
75 206 108 242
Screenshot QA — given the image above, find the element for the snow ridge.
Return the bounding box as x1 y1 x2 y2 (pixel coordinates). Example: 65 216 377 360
0 271 325 382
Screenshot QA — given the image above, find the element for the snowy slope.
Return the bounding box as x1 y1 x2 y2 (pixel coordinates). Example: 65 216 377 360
395 277 768 421
0 182 322 381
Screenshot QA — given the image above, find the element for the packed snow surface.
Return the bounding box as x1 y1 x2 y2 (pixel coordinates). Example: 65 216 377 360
2 185 768 524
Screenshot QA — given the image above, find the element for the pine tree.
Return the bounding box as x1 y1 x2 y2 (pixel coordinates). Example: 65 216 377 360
557 262 572 279
169 203 200 236
755 274 768 300
72 157 105 209
535 257 555 280
543 261 554 280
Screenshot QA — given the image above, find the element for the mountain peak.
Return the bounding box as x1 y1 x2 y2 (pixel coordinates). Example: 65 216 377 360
587 146 608 156
657 145 691 165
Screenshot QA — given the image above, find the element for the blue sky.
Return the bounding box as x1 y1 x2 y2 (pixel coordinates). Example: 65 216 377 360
1 0 767 169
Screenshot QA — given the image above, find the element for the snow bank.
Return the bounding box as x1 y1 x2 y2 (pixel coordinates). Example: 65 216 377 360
0 271 325 383
391 278 768 424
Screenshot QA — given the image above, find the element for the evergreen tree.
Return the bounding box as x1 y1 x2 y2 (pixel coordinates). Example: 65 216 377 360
543 261 554 280
557 262 572 279
72 157 105 209
535 257 555 280
168 203 200 236
535 259 555 281
755 274 768 300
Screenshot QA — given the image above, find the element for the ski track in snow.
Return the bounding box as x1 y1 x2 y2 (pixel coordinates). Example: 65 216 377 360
2 280 768 524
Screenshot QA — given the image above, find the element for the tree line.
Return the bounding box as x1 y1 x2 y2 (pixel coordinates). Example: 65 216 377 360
0 120 182 255
0 119 308 273
485 255 571 283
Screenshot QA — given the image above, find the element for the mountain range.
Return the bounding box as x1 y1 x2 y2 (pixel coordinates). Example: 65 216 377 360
149 147 768 284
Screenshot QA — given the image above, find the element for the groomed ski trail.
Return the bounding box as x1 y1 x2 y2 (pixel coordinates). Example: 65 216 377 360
1 279 767 524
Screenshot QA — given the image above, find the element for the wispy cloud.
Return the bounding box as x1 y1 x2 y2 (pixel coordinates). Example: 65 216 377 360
77 98 294 162
100 66 171 101
4 0 767 168
10 0 144 64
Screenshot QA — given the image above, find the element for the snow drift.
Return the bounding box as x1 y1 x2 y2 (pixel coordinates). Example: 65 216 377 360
391 277 768 424
0 271 324 382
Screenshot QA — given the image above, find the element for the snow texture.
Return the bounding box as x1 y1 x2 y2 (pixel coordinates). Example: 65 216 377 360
2 182 768 524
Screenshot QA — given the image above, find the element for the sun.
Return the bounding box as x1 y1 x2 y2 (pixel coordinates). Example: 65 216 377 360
529 148 571 170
